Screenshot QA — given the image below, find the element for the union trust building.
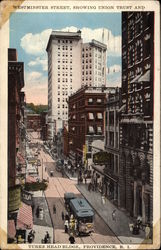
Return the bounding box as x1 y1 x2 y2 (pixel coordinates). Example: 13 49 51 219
119 12 154 225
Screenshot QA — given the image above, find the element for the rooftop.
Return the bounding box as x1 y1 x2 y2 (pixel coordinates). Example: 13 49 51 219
46 30 82 51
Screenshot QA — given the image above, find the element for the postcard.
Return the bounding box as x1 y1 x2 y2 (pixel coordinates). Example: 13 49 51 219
0 0 160 249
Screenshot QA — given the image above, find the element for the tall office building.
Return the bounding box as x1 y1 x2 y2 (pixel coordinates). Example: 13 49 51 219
82 39 107 87
46 30 82 138
119 12 154 224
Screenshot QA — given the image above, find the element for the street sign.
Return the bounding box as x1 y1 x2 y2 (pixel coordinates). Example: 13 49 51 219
21 190 33 205
93 151 110 164
8 185 21 212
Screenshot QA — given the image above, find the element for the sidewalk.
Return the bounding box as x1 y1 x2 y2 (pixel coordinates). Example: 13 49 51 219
64 168 78 181
76 183 151 245
31 191 54 243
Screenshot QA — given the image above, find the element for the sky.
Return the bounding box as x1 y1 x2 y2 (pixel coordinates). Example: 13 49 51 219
10 12 121 105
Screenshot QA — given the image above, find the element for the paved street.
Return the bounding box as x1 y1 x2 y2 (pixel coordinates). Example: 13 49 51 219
28 131 148 245
38 148 119 244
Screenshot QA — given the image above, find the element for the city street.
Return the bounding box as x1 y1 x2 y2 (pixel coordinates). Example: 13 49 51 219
30 132 120 244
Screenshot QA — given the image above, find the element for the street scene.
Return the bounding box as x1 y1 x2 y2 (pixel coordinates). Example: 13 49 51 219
7 9 155 248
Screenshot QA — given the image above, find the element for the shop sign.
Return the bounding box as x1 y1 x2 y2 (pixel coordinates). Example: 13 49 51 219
21 190 33 205
8 186 21 212
83 144 87 162
93 151 110 164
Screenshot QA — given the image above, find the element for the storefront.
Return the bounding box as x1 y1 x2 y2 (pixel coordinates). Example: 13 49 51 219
16 202 33 243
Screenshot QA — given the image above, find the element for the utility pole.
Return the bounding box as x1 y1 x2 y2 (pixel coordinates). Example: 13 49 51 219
42 158 43 180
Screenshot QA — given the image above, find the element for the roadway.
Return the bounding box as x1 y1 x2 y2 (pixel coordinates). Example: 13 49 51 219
29 131 120 244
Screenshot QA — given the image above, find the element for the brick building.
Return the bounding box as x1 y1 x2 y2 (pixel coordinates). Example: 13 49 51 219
119 12 154 224
26 114 41 131
8 48 25 187
40 111 48 141
68 86 106 167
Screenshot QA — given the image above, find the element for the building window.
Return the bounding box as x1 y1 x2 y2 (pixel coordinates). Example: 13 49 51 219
128 19 134 41
136 40 143 63
128 45 134 67
97 126 102 134
109 111 114 125
97 98 102 104
88 113 94 120
88 126 94 134
110 132 114 147
144 34 151 58
88 98 93 103
97 113 103 119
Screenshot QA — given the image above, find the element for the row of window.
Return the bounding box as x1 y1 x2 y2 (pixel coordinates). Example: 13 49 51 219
58 46 72 51
70 112 103 120
58 53 73 57
57 59 72 64
58 40 73 44
58 78 73 83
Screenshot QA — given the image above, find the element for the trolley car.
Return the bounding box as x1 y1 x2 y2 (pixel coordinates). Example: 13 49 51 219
69 198 94 235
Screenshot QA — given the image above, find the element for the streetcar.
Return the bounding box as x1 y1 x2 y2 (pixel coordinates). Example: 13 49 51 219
69 198 94 236
64 192 76 208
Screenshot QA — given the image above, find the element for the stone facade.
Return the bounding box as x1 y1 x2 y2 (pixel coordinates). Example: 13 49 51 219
119 12 154 224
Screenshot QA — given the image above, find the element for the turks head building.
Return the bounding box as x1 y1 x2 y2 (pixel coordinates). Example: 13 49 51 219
119 12 154 225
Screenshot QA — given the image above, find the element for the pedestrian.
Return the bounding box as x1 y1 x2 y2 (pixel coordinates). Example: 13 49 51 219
61 211 64 220
74 219 78 231
64 219 69 233
102 194 106 204
70 214 75 232
65 213 69 221
44 236 47 244
112 209 116 221
46 231 50 239
69 233 75 244
145 224 150 240
32 204 35 213
36 206 39 218
129 223 134 233
88 183 91 192
53 204 56 214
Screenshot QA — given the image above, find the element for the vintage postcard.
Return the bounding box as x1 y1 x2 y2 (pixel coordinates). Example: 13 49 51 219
0 0 160 249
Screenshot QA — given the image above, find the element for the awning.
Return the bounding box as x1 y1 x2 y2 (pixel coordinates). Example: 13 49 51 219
97 113 103 119
138 70 150 82
118 104 126 112
130 74 142 83
16 202 33 230
8 220 16 239
17 152 25 165
26 175 37 183
89 113 94 120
